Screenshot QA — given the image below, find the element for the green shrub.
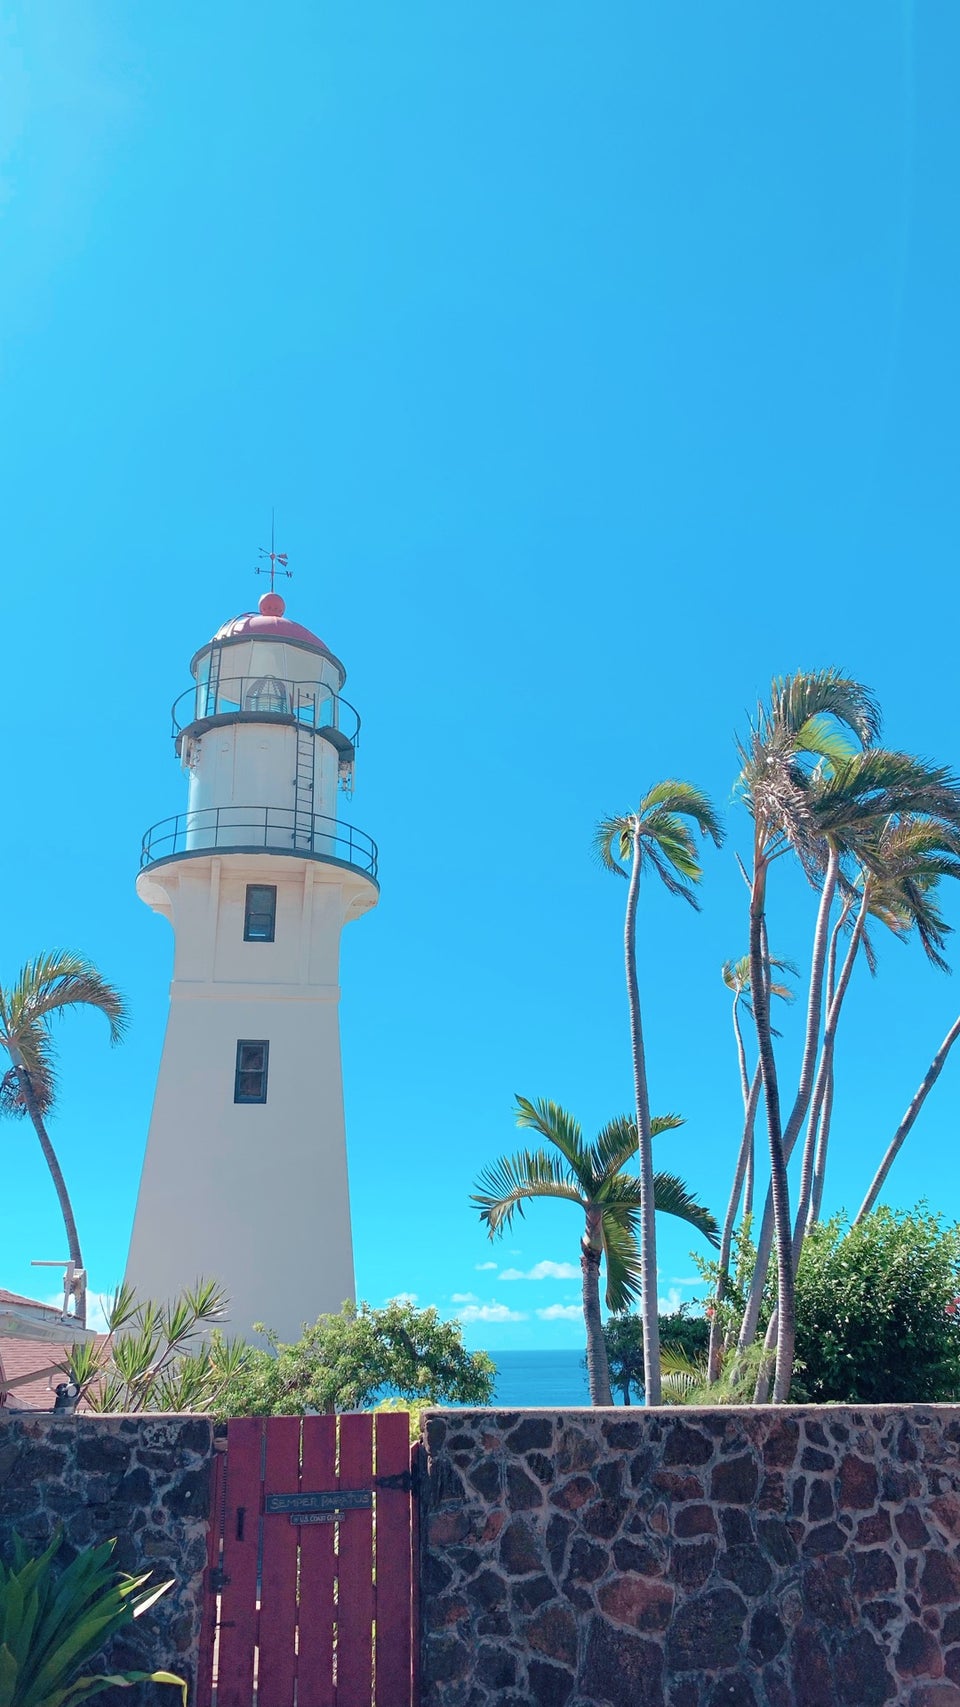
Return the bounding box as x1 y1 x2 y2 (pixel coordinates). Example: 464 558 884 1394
603 1306 711 1403
218 1299 495 1416
791 1207 960 1404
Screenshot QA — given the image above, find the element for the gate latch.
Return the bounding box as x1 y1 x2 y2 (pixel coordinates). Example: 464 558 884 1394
375 1469 413 1493
207 1566 231 1594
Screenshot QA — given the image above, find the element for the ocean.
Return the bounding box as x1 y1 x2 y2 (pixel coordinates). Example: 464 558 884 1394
488 1347 594 1408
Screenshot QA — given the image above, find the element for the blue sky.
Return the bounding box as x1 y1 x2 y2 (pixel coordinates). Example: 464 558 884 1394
2 2 959 1350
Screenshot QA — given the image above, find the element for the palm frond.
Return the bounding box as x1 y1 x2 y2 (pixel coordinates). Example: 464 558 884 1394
6 951 128 1043
721 954 796 1001
769 670 881 749
0 1018 59 1115
600 1209 642 1312
639 781 725 847
513 1096 590 1181
593 816 632 877
471 1148 584 1236
591 1112 684 1185
603 1170 720 1246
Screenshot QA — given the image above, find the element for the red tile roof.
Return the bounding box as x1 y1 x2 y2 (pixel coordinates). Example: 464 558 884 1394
0 1336 73 1411
0 1289 58 1313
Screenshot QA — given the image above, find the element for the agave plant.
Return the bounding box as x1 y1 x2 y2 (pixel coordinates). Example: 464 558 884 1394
0 1530 186 1705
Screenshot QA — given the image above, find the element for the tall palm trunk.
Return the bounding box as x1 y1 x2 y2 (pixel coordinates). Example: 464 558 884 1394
780 847 840 1157
708 1063 761 1383
748 853 795 1403
736 849 840 1358
792 891 868 1246
626 824 660 1405
581 1212 613 1405
754 891 869 1400
807 899 851 1226
808 1060 834 1226
12 1058 86 1326
854 1014 960 1226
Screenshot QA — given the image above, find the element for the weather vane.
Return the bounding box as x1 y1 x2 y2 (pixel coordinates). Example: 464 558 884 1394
255 510 292 595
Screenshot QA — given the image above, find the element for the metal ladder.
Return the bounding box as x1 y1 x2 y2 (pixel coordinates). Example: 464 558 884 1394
202 644 222 719
293 691 316 850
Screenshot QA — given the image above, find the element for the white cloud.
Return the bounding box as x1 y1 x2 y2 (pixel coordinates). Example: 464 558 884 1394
387 1291 418 1305
669 1277 700 1288
536 1304 582 1322
500 1261 580 1282
658 1287 685 1315
451 1292 478 1304
475 1261 497 1272
46 1290 113 1333
458 1302 527 1323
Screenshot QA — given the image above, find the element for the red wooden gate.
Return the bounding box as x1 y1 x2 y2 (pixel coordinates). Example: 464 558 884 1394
197 1413 419 1707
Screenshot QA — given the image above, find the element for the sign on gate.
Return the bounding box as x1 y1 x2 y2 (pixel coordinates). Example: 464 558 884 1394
197 1412 418 1707
265 1489 372 1514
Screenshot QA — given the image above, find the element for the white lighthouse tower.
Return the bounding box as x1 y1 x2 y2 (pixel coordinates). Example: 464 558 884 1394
125 566 378 1341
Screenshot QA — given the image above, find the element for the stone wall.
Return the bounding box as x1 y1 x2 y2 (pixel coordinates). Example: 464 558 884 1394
420 1405 960 1707
0 1413 214 1704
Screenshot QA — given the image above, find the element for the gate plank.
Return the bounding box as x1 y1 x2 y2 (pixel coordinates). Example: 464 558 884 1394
259 1416 302 1706
336 1413 375 1707
297 1413 338 1707
409 1440 422 1707
374 1413 412 1707
195 1443 225 1707
216 1417 263 1706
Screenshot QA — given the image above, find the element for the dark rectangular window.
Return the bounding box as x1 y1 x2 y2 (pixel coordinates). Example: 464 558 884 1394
235 1040 269 1104
244 884 277 942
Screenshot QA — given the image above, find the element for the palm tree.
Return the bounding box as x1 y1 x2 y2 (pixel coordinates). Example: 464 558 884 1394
735 672 881 1401
798 815 960 1232
472 1097 719 1405
0 952 127 1325
595 782 723 1405
737 751 960 1365
738 752 960 1400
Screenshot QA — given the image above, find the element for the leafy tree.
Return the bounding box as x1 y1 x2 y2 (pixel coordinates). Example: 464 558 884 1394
595 784 723 1405
603 1307 710 1405
472 1097 718 1406
0 953 127 1327
217 1299 495 1416
694 1207 960 1405
791 1207 960 1404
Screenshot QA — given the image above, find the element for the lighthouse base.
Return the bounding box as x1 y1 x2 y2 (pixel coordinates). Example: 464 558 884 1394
125 852 371 1343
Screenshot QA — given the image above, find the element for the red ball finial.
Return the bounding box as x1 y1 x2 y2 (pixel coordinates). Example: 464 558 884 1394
259 591 286 617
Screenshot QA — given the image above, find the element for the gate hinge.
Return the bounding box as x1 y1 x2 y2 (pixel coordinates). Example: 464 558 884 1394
208 1566 231 1594
375 1469 414 1493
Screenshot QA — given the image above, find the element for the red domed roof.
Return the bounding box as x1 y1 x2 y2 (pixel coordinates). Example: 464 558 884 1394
212 592 331 652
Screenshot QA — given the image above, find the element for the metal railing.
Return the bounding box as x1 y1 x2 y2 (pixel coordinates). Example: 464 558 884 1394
140 806 379 879
171 677 361 747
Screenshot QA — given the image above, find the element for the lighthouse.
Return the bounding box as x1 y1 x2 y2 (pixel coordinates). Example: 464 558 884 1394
125 572 378 1341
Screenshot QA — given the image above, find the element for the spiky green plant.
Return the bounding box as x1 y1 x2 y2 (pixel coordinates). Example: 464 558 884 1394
0 1530 185 1705
64 1279 250 1414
